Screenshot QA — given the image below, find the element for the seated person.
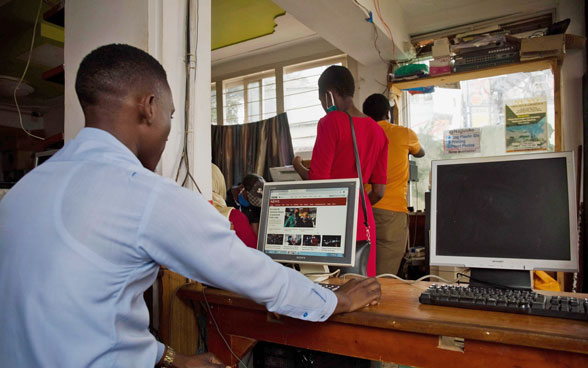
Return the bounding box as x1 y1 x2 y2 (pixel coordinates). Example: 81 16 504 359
0 44 381 367
212 164 258 248
231 173 265 234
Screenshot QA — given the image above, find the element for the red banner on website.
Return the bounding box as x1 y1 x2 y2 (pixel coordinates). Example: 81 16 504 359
269 197 347 207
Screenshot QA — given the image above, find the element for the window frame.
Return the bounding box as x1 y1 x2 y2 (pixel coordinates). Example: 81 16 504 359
390 57 561 151
212 54 347 129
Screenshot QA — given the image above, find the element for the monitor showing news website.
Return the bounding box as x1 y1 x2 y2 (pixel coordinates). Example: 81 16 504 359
257 179 358 267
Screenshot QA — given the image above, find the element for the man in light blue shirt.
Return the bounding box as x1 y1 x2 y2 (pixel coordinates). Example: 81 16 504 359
0 44 381 367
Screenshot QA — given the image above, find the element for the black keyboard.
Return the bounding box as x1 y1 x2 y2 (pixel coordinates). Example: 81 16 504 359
419 284 588 322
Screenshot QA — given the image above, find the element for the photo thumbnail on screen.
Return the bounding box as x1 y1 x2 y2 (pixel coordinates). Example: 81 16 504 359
286 234 302 245
283 207 317 228
266 233 284 245
303 234 321 246
322 235 342 248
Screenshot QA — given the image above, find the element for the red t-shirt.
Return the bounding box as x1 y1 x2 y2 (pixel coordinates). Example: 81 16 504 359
308 111 388 277
229 209 258 249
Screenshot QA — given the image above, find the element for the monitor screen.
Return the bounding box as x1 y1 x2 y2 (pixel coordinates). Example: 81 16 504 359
430 152 578 272
257 179 359 267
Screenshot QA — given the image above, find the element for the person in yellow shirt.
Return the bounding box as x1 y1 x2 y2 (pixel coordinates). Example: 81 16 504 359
363 93 425 275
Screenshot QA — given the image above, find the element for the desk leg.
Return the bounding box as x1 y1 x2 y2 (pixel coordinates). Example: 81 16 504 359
208 314 257 367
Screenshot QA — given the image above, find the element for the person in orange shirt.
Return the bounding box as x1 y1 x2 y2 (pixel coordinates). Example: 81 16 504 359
362 93 425 275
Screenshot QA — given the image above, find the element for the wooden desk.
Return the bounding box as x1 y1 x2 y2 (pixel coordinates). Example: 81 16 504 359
176 279 588 368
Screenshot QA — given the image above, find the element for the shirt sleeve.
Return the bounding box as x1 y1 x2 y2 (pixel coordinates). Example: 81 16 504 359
308 115 337 180
369 131 388 184
408 128 422 155
229 209 258 249
137 179 337 322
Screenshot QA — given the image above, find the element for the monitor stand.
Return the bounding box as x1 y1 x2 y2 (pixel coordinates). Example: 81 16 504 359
469 268 532 290
298 264 330 282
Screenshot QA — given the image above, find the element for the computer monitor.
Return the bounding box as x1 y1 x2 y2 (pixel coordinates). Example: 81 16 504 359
257 179 359 280
269 166 303 182
430 152 578 289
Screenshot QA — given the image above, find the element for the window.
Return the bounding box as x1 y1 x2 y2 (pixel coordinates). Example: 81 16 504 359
212 55 346 153
211 82 217 125
284 56 345 153
222 70 275 125
398 65 556 211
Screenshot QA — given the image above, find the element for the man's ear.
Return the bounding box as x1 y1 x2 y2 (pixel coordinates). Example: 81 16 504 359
138 94 156 125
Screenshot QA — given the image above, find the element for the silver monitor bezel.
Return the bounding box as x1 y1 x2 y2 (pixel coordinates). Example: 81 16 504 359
257 178 359 267
430 151 578 272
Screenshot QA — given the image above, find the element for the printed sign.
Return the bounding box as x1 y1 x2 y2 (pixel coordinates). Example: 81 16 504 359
505 98 548 152
443 128 481 153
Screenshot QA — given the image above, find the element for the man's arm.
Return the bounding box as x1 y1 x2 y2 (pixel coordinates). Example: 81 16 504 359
367 183 386 205
412 147 425 158
408 129 425 158
140 180 381 322
293 156 309 180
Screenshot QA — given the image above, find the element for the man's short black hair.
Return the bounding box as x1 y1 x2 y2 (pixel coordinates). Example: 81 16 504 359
318 65 355 97
75 43 168 108
362 93 390 121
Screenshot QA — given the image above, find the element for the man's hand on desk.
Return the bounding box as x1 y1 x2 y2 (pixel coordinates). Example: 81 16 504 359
172 352 229 368
333 278 381 314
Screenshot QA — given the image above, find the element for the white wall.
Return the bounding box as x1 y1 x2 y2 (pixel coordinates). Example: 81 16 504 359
557 0 586 154
64 0 149 141
65 0 212 198
212 37 340 81
355 61 389 110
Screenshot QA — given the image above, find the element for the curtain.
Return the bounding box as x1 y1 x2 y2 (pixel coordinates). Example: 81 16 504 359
211 112 294 187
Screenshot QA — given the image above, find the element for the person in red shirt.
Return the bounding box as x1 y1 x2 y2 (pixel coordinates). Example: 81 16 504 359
293 65 388 277
211 164 258 248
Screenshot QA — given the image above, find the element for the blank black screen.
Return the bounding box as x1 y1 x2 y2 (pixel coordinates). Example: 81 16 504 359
435 157 571 260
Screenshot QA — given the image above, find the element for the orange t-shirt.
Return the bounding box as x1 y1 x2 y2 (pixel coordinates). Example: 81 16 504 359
372 121 421 213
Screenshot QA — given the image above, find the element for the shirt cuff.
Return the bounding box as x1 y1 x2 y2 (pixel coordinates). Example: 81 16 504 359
156 341 165 363
305 285 338 322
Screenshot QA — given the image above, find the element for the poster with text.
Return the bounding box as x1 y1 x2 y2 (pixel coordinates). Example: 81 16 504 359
505 98 547 152
443 128 481 153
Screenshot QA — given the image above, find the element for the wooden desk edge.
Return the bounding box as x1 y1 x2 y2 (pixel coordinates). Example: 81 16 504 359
177 283 588 355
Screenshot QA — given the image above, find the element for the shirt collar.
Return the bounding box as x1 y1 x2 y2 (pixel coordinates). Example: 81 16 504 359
75 127 144 168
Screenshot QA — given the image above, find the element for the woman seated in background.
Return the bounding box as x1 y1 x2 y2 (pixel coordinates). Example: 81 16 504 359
212 164 258 249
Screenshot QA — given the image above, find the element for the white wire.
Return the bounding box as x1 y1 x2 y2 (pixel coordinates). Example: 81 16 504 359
341 272 459 285
14 0 45 141
201 288 248 368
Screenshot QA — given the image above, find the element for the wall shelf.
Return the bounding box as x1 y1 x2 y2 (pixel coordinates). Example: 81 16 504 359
389 58 557 95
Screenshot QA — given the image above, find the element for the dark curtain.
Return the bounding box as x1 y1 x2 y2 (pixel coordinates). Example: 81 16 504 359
211 112 294 187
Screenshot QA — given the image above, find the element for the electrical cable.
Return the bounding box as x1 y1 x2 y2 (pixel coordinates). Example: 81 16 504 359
14 0 45 141
175 0 202 194
341 272 459 285
201 288 248 368
373 0 395 60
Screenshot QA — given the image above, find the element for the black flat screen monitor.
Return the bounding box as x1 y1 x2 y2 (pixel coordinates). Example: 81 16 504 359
430 152 578 288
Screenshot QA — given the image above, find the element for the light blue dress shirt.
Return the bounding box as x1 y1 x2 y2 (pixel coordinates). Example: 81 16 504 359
0 128 337 367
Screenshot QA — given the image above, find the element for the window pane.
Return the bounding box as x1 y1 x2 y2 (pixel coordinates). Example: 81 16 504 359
211 82 217 125
262 76 276 119
284 62 341 153
406 69 555 211
223 82 244 125
247 81 261 122
222 70 274 125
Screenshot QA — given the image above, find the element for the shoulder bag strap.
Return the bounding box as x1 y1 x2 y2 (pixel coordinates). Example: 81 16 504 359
345 112 370 240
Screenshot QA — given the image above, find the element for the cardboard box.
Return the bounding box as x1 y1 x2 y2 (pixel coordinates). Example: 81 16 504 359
432 38 451 59
520 34 565 60
430 57 451 76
